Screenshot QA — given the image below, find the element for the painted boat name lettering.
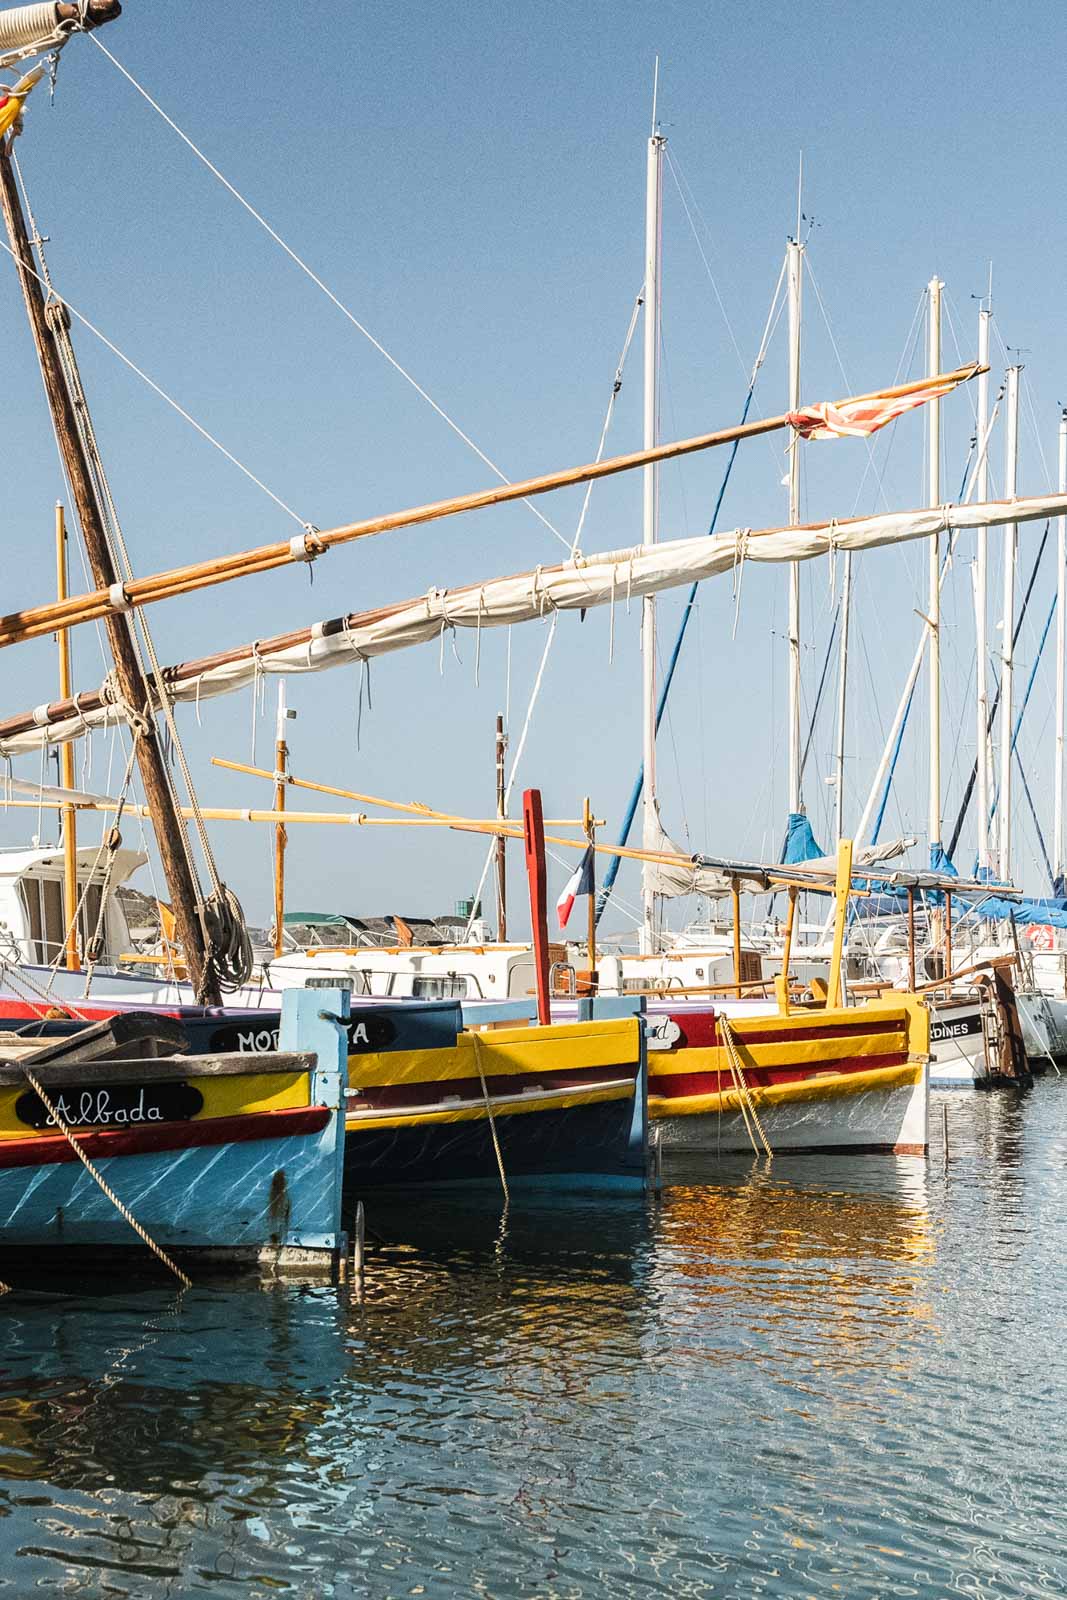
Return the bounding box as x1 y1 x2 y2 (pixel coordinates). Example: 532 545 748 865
931 1017 982 1041
15 1082 205 1132
236 1029 281 1053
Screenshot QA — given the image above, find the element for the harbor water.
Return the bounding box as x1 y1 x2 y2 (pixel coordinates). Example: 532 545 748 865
0 1083 1064 1598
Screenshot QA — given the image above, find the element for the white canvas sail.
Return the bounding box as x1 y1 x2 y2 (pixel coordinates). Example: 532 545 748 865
3 489 1065 756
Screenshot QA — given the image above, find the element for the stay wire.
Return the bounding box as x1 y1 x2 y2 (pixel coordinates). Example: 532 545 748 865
461 295 644 934
89 35 574 554
0 227 307 528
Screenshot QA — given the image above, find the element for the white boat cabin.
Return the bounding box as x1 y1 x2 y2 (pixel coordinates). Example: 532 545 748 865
0 844 143 969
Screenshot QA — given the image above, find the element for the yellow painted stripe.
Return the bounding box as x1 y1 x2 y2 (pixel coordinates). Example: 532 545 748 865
649 1029 906 1080
345 1079 632 1132
348 1017 640 1091
185 1070 311 1120
649 1059 922 1119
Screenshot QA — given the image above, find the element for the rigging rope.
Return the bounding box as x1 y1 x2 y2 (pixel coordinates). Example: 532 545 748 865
88 35 574 554
461 294 644 937
945 522 1051 862
13 157 253 996
987 593 1057 887
0 228 308 527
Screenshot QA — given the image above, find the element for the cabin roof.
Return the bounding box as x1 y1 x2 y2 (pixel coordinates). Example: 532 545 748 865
0 844 148 882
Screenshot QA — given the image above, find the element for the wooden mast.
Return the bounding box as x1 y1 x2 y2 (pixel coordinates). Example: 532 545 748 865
55 502 79 971
0 148 219 1002
494 714 507 942
273 683 292 960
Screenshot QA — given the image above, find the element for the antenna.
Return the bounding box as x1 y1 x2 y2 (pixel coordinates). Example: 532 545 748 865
651 55 660 135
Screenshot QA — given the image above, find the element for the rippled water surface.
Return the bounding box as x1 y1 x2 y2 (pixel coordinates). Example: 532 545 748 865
1 1083 1065 1597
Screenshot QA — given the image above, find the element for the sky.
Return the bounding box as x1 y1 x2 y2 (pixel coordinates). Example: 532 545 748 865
2 0 1067 937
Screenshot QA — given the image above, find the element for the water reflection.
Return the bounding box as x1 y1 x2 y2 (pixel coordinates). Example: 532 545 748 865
0 1087 1063 1597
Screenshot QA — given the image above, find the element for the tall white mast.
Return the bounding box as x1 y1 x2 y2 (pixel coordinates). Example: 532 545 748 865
1055 409 1067 889
927 277 943 860
974 307 992 873
786 232 804 819
640 72 665 954
834 552 852 844
998 364 1021 880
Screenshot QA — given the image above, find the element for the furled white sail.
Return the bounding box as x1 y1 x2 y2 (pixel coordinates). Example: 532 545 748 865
0 3 72 65
642 807 917 900
3 490 1066 756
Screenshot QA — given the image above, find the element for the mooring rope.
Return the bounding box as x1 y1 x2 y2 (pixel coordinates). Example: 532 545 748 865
717 1012 772 1158
471 1031 509 1205
17 1059 192 1288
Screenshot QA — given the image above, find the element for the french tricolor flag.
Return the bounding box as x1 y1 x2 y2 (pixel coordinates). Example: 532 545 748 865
557 846 595 930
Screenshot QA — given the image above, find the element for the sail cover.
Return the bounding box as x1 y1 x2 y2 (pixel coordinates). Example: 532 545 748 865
782 813 824 864
3 489 1067 756
640 807 914 901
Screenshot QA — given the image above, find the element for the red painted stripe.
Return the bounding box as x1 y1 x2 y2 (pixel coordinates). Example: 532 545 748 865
657 1012 902 1051
712 1017 903 1047
0 1001 151 1024
355 1061 639 1111
0 1105 330 1171
649 1052 910 1099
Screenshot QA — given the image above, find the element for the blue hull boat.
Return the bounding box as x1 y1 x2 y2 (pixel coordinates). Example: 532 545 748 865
0 990 350 1278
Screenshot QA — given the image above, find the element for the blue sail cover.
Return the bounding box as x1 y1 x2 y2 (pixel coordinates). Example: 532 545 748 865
782 813 824 865
928 842 958 878
970 896 1067 929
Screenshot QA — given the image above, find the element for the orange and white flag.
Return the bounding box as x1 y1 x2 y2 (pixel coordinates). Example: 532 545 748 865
787 376 961 441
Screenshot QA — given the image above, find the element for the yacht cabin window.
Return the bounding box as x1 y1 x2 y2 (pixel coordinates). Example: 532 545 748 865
411 974 469 999
19 878 105 965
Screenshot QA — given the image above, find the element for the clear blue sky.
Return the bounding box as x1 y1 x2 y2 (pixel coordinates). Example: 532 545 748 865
2 0 1065 933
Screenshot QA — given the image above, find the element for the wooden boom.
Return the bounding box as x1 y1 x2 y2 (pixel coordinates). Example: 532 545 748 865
0 364 981 651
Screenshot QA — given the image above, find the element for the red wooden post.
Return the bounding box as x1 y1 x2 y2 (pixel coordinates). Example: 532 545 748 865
523 788 552 1025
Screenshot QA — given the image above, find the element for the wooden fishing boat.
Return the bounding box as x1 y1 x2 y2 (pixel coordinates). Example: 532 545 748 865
641 994 928 1155
341 997 647 1193
0 989 349 1278
1 995 650 1195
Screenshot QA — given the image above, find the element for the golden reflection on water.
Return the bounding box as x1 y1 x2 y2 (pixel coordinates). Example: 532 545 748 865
650 1161 938 1378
